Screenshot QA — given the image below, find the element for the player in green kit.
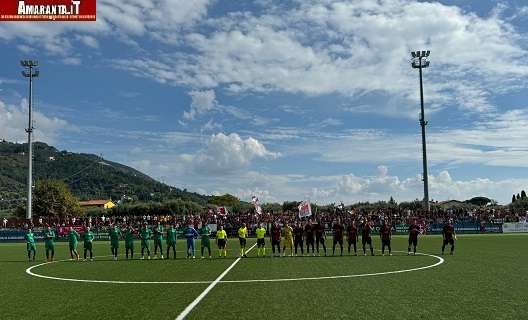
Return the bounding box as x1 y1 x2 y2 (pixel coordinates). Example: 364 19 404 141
124 225 135 259
140 222 152 260
153 221 164 259
67 227 80 260
166 224 177 259
109 224 122 260
199 223 212 259
43 225 56 262
82 226 95 261
25 228 36 261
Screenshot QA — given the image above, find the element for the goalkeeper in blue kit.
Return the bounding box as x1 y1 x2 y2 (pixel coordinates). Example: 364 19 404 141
183 224 199 259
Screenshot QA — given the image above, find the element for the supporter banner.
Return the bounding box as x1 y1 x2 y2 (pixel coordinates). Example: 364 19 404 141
0 230 44 240
251 196 263 215
298 201 312 218
502 222 528 233
395 224 409 234
480 223 502 233
0 0 96 21
428 223 502 234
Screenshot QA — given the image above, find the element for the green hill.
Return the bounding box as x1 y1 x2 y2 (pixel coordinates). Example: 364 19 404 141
0 140 209 212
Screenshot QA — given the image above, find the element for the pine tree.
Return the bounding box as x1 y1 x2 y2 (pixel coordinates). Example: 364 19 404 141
516 193 521 200
512 194 516 203
521 190 527 199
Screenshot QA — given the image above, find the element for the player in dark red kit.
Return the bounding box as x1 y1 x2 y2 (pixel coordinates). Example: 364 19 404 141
442 219 456 255
315 220 327 256
293 221 304 256
332 219 344 256
270 221 282 257
379 219 392 256
408 219 420 255
305 220 315 256
361 218 374 256
347 220 358 255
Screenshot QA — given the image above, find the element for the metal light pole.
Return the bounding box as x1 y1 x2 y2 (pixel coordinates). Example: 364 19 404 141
411 50 430 213
21 60 39 220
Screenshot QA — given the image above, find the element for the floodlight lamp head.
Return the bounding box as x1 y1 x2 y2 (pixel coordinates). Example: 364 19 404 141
20 60 38 67
411 51 417 58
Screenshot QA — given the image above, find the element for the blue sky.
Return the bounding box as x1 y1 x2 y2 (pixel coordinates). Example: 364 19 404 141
1 0 528 204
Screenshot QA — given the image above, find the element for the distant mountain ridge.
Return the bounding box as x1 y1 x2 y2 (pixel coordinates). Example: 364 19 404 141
0 140 209 211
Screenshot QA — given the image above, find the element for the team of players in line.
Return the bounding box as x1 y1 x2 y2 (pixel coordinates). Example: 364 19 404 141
23 218 457 262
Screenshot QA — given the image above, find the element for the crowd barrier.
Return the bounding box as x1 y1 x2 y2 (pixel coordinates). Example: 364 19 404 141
0 224 219 241
0 222 525 241
502 222 528 233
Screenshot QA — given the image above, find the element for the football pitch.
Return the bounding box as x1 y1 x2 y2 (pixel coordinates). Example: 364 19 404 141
0 234 526 320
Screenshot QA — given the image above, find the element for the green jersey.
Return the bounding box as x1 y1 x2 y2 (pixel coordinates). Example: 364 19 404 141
82 231 95 244
43 230 55 246
166 227 177 244
68 230 80 245
124 229 135 244
25 232 35 245
109 227 121 243
199 226 211 241
140 228 152 241
153 225 163 241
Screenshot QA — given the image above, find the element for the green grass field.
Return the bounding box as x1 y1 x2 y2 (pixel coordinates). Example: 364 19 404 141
1 234 527 319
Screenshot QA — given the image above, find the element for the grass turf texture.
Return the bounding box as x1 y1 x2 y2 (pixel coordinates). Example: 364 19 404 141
0 234 526 319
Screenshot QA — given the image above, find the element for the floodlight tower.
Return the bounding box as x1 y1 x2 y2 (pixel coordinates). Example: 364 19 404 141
411 50 430 213
21 60 39 220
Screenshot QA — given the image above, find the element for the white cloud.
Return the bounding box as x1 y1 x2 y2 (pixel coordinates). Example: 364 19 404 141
62 57 82 65
183 89 217 120
319 118 342 127
0 99 69 144
148 166 527 204
0 0 213 56
113 0 528 117
181 89 273 126
187 133 279 175
201 119 222 132
330 167 528 204
77 35 99 49
274 107 528 168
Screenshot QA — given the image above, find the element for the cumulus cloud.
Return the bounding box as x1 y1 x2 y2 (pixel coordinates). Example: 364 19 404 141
315 167 528 204
149 167 527 205
187 133 279 175
0 99 69 144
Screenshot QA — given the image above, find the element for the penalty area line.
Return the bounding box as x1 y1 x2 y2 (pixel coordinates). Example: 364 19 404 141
175 243 257 320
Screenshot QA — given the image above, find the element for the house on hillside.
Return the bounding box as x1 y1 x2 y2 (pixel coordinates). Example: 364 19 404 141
79 200 116 210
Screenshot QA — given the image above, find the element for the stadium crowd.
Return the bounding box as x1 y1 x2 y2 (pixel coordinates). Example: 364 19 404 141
1 206 525 235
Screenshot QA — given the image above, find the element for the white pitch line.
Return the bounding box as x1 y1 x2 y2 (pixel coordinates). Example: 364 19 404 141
221 251 444 283
25 250 444 285
174 243 257 320
26 254 215 284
